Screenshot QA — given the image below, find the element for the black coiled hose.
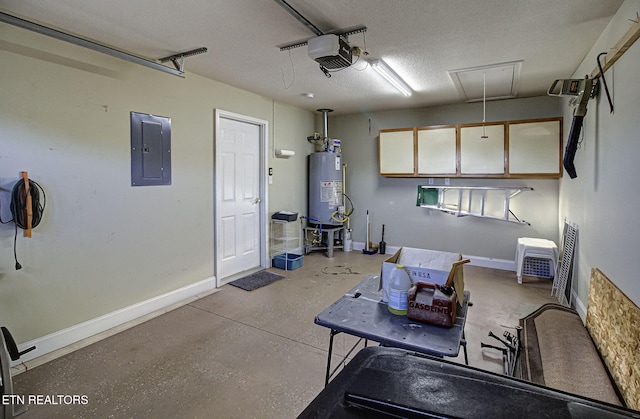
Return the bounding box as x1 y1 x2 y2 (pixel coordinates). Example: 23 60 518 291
0 178 46 270
10 178 46 229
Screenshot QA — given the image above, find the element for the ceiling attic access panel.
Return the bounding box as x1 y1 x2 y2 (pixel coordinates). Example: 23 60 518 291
131 112 172 186
449 61 523 102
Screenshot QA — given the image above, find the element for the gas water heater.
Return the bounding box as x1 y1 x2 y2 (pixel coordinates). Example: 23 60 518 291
308 151 342 227
307 109 344 228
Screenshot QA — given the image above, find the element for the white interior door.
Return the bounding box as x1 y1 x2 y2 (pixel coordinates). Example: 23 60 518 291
215 110 268 286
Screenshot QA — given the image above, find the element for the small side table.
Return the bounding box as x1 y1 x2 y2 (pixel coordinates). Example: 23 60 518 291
303 226 345 258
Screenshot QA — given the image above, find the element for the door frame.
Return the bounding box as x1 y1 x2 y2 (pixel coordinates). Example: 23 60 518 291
214 109 269 287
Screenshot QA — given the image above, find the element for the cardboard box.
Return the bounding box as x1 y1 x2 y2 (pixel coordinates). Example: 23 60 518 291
380 247 466 302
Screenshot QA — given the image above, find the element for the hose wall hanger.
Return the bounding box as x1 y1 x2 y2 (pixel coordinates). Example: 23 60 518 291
0 172 46 270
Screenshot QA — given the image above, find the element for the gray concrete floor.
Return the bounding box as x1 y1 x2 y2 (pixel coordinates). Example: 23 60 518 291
13 251 556 418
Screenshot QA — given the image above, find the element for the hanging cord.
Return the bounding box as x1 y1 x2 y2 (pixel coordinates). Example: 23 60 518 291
281 49 296 89
0 178 46 270
362 31 368 56
481 72 488 139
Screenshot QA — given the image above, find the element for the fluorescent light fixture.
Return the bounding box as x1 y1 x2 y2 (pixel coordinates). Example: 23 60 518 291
370 59 412 96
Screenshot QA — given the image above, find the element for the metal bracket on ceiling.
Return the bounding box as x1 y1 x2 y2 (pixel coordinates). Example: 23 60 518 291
159 47 208 71
274 0 366 51
279 25 367 51
0 11 188 78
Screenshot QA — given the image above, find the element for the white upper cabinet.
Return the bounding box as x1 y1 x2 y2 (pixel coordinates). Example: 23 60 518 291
379 117 562 178
509 120 561 175
379 129 415 175
460 125 505 175
417 127 457 175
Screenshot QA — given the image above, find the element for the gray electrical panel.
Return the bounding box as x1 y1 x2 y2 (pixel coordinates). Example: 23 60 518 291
130 112 171 186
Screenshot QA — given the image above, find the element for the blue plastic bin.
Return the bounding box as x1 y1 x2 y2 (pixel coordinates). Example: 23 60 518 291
273 253 304 270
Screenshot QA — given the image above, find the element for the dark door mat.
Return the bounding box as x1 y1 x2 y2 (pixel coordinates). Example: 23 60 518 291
229 271 284 291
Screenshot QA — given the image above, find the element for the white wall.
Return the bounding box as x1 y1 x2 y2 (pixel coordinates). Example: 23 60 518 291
0 23 313 344
559 0 640 310
271 105 315 216
328 96 562 262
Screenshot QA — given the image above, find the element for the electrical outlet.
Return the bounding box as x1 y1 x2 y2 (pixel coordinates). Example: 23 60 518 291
444 178 450 185
428 178 434 185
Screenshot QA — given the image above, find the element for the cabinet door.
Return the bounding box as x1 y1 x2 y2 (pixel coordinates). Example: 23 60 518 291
460 125 505 174
417 127 457 175
509 120 561 175
379 129 415 175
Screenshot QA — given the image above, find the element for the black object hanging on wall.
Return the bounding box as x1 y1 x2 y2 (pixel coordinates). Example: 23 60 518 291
0 173 46 270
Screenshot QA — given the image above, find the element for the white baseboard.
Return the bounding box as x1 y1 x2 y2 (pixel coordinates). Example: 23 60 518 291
573 291 587 322
354 242 516 271
462 255 516 271
11 276 218 375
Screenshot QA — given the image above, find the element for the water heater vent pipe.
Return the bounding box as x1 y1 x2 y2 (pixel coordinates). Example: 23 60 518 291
318 108 333 149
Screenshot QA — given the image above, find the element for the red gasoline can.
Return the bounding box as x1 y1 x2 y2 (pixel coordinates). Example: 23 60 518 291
407 283 457 328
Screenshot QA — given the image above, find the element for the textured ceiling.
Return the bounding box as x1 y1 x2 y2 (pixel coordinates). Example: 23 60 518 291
0 0 625 115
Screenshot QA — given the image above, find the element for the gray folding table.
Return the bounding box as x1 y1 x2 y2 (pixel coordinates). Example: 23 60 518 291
315 275 470 384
